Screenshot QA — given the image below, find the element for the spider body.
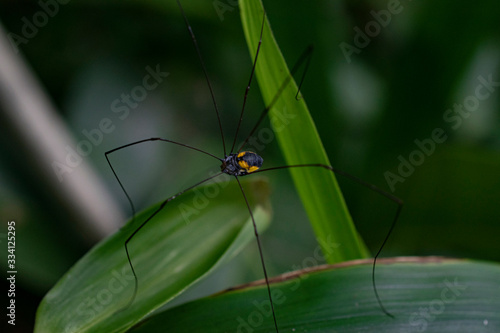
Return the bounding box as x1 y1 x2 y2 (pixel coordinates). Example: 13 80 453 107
221 152 263 176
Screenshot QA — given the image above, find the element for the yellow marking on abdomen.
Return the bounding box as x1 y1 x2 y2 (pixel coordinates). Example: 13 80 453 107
238 160 250 169
247 166 259 173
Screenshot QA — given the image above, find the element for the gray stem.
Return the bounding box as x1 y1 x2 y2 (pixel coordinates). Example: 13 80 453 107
0 21 124 243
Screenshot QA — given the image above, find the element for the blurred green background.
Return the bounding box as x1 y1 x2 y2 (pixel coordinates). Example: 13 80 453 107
1 0 499 331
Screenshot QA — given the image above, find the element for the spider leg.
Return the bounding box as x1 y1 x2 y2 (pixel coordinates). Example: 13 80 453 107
255 163 403 318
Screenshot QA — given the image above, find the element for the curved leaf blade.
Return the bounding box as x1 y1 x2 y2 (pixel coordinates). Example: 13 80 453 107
129 257 500 332
240 0 369 262
34 177 272 333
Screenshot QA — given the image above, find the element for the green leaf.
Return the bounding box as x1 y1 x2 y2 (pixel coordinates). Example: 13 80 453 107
34 177 272 333
128 257 500 332
240 0 369 262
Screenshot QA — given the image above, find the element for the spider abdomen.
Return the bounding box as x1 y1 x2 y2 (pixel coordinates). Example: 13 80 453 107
221 152 263 176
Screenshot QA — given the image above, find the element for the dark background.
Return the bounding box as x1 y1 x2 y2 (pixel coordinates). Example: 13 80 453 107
1 0 499 331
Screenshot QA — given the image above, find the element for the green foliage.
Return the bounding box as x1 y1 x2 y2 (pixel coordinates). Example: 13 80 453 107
240 0 369 263
128 258 500 332
34 178 271 333
1 0 500 331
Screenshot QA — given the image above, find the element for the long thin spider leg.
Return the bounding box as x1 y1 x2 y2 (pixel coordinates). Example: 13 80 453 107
105 137 221 221
372 206 401 319
105 137 222 310
106 137 220 161
254 163 403 318
176 0 226 156
235 176 280 333
229 12 266 154
122 172 224 310
236 44 316 153
294 44 314 101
